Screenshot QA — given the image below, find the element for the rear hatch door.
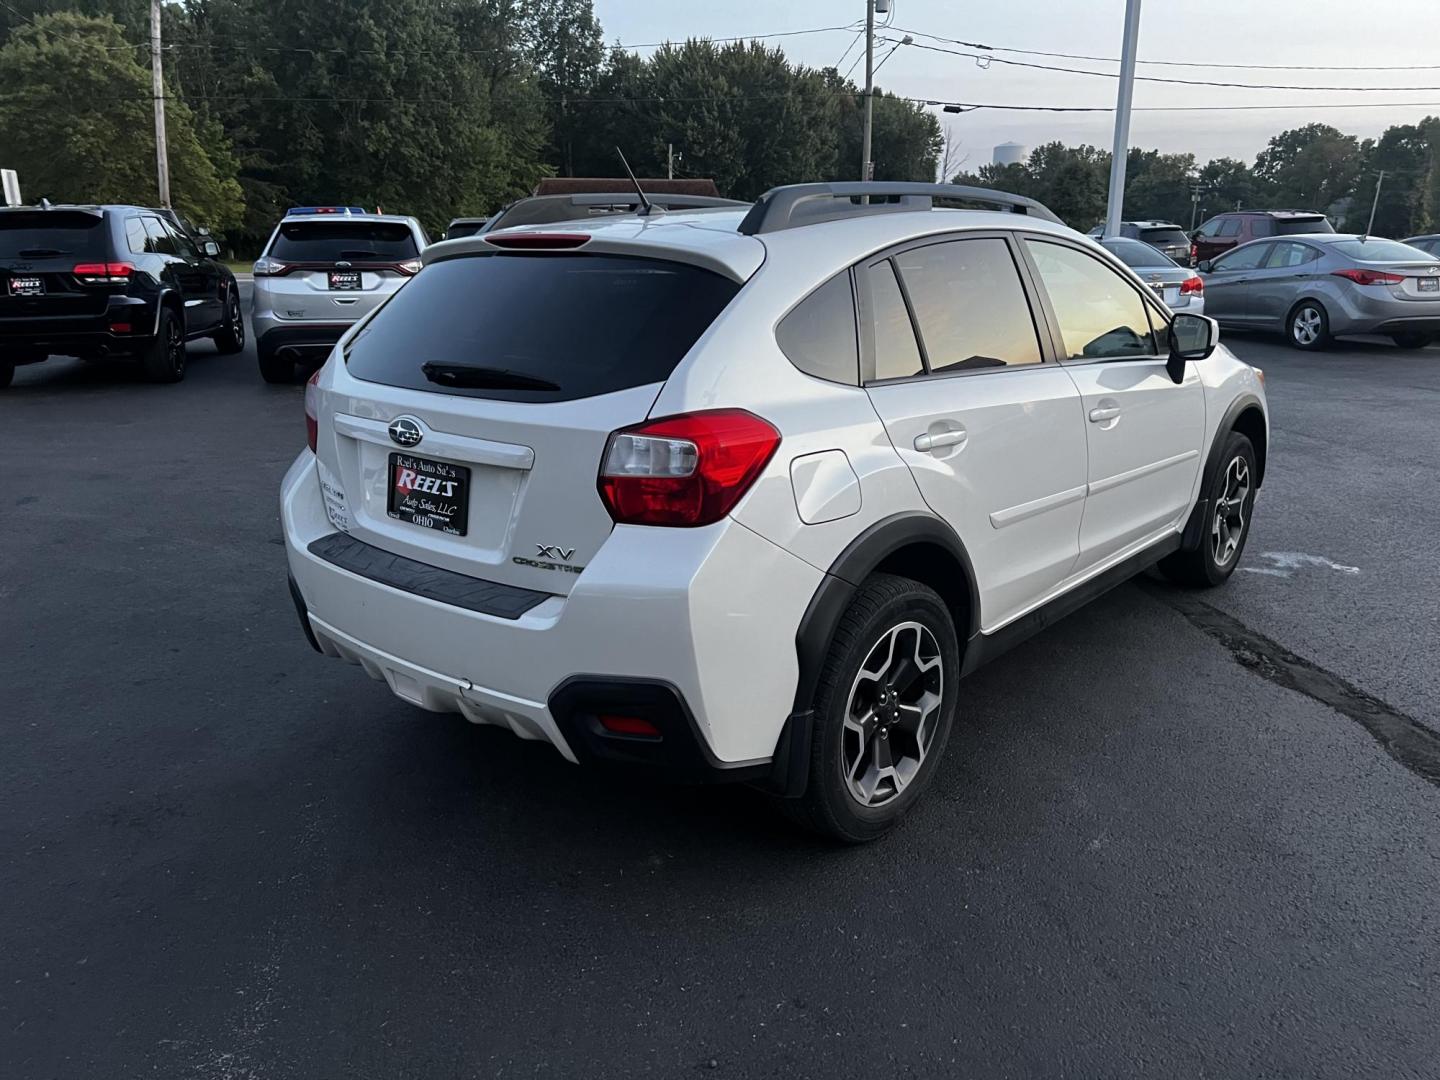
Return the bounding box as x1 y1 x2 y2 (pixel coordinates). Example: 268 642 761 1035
0 209 112 320
264 219 419 322
317 247 743 596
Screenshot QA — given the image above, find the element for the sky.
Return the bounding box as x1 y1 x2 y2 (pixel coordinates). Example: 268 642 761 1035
591 0 1440 172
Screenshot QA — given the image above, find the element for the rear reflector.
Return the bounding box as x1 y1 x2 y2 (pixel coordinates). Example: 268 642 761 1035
1331 268 1405 286
109 322 133 334
598 409 781 527
598 714 662 738
304 366 322 452
483 232 592 250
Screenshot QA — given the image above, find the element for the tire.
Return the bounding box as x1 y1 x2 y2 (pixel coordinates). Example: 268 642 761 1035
784 573 961 843
1390 332 1432 350
1287 301 1331 350
139 305 186 383
211 287 246 354
0 361 12 389
1159 432 1258 588
257 342 294 384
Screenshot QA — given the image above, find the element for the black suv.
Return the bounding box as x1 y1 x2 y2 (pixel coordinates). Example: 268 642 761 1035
0 203 244 387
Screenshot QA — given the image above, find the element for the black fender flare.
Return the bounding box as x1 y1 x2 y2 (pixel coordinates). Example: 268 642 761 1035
1181 392 1266 552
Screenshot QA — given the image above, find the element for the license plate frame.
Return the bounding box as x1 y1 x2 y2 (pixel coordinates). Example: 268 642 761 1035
7 276 43 297
328 269 362 291
387 452 470 537
1418 276 1438 293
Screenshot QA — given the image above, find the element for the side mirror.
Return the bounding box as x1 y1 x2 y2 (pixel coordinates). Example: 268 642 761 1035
1166 313 1217 383
1197 259 1213 273
202 239 220 258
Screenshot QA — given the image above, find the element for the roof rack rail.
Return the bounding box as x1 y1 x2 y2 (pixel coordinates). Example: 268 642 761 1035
737 182 1064 236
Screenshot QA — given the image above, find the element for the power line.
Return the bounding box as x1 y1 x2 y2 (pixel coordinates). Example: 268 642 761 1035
896 38 1440 93
891 25 1440 72
937 99 1440 114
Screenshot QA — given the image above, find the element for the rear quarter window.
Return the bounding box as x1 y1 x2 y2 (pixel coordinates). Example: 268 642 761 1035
344 253 741 403
776 273 859 384
1276 217 1332 235
270 221 418 261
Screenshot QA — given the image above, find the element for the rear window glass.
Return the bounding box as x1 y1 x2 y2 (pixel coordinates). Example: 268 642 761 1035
1275 217 1332 235
269 221 417 261
1139 227 1188 247
0 211 108 258
1106 238 1175 268
1328 238 1437 262
344 253 740 402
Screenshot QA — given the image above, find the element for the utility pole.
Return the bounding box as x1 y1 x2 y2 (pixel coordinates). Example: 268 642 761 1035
150 0 171 208
1364 170 1386 237
667 143 674 181
1189 183 1203 231
1103 0 1142 237
860 0 883 182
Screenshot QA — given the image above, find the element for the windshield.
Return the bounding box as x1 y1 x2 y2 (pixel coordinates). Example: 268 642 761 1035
1139 227 1189 247
1328 238 1438 262
0 211 107 258
269 221 417 261
344 252 740 402
1275 217 1332 235
1106 238 1177 269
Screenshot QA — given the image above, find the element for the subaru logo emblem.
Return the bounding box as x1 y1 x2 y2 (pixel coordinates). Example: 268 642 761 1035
388 417 423 447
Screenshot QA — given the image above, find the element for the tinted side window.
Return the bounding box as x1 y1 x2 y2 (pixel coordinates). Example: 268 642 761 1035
165 219 199 258
893 238 1041 372
1024 239 1157 360
1249 218 1275 237
862 261 923 381
1213 243 1269 272
142 216 174 255
1216 218 1243 237
777 273 859 385
124 217 148 255
1264 241 1319 268
1196 219 1221 238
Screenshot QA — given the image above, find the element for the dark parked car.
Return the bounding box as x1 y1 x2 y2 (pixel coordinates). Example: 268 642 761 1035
443 217 492 240
1084 220 1191 263
0 203 243 386
1403 234 1440 256
1191 209 1332 266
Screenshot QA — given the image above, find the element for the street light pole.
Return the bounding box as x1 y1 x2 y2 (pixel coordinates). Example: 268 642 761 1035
1103 0 1142 237
860 0 875 181
150 0 171 208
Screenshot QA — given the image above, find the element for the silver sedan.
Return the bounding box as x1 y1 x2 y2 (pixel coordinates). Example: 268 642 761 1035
1091 236 1205 315
1199 234 1440 350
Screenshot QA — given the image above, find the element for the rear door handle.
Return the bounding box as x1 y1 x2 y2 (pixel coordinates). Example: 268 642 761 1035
914 429 967 452
1089 406 1121 423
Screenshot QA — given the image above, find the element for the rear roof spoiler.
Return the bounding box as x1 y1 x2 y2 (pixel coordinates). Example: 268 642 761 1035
737 182 1064 235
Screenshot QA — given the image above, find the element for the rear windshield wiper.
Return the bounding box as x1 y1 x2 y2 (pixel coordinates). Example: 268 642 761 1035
421 362 560 391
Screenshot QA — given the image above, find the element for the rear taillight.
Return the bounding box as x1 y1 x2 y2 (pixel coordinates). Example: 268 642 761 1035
395 258 422 275
73 262 133 285
1180 275 1204 296
1189 243 1198 264
252 256 289 276
304 367 321 452
598 410 781 527
1331 268 1404 286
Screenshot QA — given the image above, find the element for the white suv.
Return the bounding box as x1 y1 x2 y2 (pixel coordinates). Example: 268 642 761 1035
252 207 427 383
281 183 1268 842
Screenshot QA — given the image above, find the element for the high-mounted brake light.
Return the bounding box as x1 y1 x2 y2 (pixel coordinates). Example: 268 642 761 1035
484 232 592 250
598 410 781 527
73 262 133 284
304 366 322 453
1331 268 1405 286
1180 275 1204 296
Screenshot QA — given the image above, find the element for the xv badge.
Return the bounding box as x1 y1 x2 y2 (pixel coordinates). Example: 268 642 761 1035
536 544 576 561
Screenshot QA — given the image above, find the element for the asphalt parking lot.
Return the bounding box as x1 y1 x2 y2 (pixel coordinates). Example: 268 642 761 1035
3 289 1439 1079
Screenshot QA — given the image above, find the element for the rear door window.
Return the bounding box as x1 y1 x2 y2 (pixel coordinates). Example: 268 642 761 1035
0 210 108 259
892 237 1043 372
1263 241 1320 268
1275 217 1332 235
270 221 418 262
777 272 859 384
142 216 176 255
860 261 924 381
344 253 740 403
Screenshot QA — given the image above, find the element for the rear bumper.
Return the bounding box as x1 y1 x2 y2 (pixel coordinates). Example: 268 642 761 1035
280 452 823 776
256 322 351 362
0 298 155 354
1322 289 1440 335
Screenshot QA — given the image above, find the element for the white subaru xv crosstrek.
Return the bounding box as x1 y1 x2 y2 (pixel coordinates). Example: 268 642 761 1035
281 182 1268 842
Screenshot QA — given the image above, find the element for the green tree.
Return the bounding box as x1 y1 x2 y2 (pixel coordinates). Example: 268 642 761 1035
524 0 604 177
1253 123 1363 213
1195 157 1260 219
1356 122 1434 237
1123 149 1197 226
832 85 942 184
0 12 243 228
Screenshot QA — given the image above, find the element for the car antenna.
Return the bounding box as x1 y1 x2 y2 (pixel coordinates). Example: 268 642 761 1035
615 147 660 217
